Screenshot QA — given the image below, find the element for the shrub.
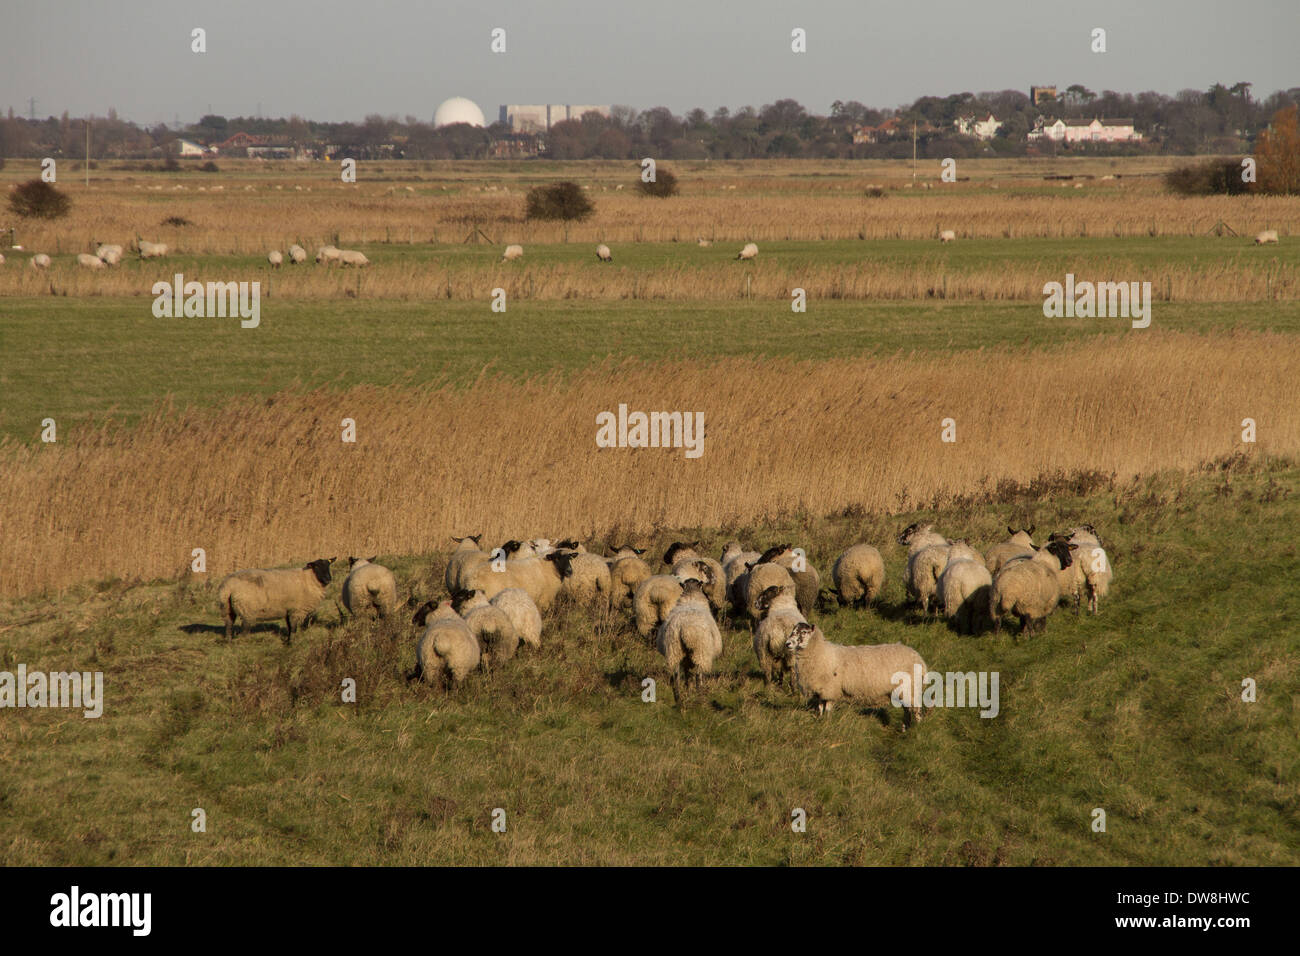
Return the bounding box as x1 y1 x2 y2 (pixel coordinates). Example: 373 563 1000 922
7 179 72 220
637 167 679 198
1255 105 1300 195
525 181 594 221
1164 158 1251 196
200 161 219 173
163 156 180 172
161 215 193 227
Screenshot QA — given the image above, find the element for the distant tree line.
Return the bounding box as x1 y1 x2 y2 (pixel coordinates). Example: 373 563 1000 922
1 82 1297 161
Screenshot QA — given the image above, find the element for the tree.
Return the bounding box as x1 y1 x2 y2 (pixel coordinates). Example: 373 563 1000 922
637 166 678 197
1255 105 1300 194
525 181 594 221
8 179 71 219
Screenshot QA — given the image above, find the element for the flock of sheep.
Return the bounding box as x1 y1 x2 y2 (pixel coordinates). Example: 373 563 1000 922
13 239 167 270
212 521 1112 723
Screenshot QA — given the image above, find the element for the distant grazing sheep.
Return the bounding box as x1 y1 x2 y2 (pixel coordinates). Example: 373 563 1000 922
315 245 341 265
338 249 369 267
736 242 758 260
1254 230 1279 245
897 522 947 557
137 239 167 259
697 238 711 247
31 254 51 269
76 253 106 270
939 230 956 242
596 243 612 262
94 243 123 265
267 250 283 269
451 590 519 668
502 244 524 262
288 244 307 264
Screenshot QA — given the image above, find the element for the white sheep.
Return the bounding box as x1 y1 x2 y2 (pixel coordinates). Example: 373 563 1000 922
596 243 612 262
938 557 993 634
137 239 167 259
989 540 1076 635
897 522 947 557
76 252 106 270
697 238 711 247
1052 535 1111 614
1254 230 1279 244
460 553 562 612
338 249 370 267
750 543 821 617
736 242 758 260
985 526 1037 576
288 244 307 264
31 254 51 270
451 591 519 668
785 622 926 726
486 587 543 649
656 580 724 695
315 245 341 265
939 230 956 242
741 559 796 619
341 556 398 620
501 244 524 262
831 544 885 609
545 549 613 613
217 558 334 643
906 543 950 615
414 600 480 688
94 243 123 265
721 541 761 602
633 574 683 638
444 534 488 594
608 549 651 610
751 584 806 686
268 250 283 269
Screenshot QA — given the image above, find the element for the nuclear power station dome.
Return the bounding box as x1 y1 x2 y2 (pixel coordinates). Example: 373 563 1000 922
434 97 486 128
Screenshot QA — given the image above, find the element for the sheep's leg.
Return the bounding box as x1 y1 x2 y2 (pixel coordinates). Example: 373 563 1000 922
224 613 234 642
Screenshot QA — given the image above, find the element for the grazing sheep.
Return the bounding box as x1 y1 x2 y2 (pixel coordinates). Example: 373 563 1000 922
76 252 106 270
1058 540 1111 614
1254 230 1279 245
697 238 711 247
94 243 123 265
414 600 480 688
460 554 562 612
486 587 543 649
721 541 761 607
288 244 307 264
608 550 652 610
752 584 806 686
656 580 724 695
595 243 612 262
137 239 167 259
785 622 926 727
633 574 684 639
897 522 947 557
906 543 951 615
938 557 993 634
989 540 1075 635
501 244 524 262
832 544 885 609
444 534 488 594
985 526 1037 576
741 560 796 619
939 230 956 242
267 250 283 269
217 558 334 644
31 254 51 270
338 249 369 267
341 556 398 620
315 245 341 265
451 590 519 668
736 242 758 260
545 549 613 613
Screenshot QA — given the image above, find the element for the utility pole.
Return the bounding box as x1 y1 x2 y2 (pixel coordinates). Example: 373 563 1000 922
912 121 917 182
27 97 36 120
85 117 90 186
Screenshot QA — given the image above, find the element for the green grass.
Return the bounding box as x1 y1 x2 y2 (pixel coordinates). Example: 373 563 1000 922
4 295 1299 442
1 458 1296 865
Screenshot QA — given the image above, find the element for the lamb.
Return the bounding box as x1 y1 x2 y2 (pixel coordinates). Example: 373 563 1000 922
985 526 1037 576
94 243 123 265
31 254 51 269
937 557 993 634
1254 230 1279 245
315 245 342 265
608 550 652 610
751 584 806 686
137 239 167 259
989 540 1076 635
451 590 519 667
76 252 106 270
445 535 489 593
338 249 370 267
340 556 398 620
414 600 480 688
784 622 926 727
217 558 334 643
633 574 684 639
288 244 307 264
656 580 724 695
595 243 612 262
939 230 956 242
545 549 613 613
897 522 947 557
831 544 885 609
267 250 283 269
501 244 524 262
736 242 758 260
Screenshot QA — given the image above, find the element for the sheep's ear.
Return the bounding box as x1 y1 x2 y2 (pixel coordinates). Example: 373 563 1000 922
1027 525 1035 536
348 556 358 567
1007 526 1015 536
368 555 377 563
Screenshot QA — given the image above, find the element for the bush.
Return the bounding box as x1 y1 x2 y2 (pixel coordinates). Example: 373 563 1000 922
7 179 72 220
525 181 594 221
637 167 679 198
1164 158 1251 196
161 216 193 227
200 161 219 173
163 156 180 172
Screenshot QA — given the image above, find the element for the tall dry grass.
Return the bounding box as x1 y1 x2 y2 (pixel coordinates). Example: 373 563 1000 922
2 330 1295 598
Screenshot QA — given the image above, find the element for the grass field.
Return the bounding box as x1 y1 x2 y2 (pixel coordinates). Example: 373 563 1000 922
1 155 1297 866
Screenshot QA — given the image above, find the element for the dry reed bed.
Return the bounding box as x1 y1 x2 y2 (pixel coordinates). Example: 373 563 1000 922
2 330 1295 598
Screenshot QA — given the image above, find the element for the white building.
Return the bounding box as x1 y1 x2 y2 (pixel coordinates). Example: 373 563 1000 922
176 138 209 157
954 113 1003 140
499 104 611 132
1028 117 1142 144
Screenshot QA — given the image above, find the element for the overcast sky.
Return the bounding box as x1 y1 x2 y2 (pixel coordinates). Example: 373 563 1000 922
3 0 1295 125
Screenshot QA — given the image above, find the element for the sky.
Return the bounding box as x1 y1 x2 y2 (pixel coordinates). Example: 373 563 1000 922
2 0 1296 125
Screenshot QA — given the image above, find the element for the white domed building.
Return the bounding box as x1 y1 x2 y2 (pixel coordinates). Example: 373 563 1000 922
434 97 486 128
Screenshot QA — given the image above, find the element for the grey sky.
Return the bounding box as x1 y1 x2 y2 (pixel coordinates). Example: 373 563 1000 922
3 0 1295 125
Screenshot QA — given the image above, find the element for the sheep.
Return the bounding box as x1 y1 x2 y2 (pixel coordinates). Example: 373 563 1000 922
268 250 283 269
288 244 307 264
741 560 796 619
31 254 51 270
341 556 398 621
486 587 543 649
0 253 4 265
414 600 480 688
897 522 947 557
338 249 370 267
608 550 652 610
831 544 885 609
750 544 821 617
1051 537 1111 614
217 558 334 644
595 243 612 262
938 557 993 634
315 245 341 265
751 584 805 686
94 243 123 265
658 541 724 613
939 230 956 242
137 239 167 259
784 622 926 726
545 549 613 613
985 525 1037 575
460 554 562 612
633 574 684 639
501 244 524 262
736 242 758 260
76 252 106 270
906 543 950 615
697 238 711 247
1254 230 1279 245
989 540 1076 635
444 534 488 593
656 580 724 695
451 590 519 667
721 541 761 607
